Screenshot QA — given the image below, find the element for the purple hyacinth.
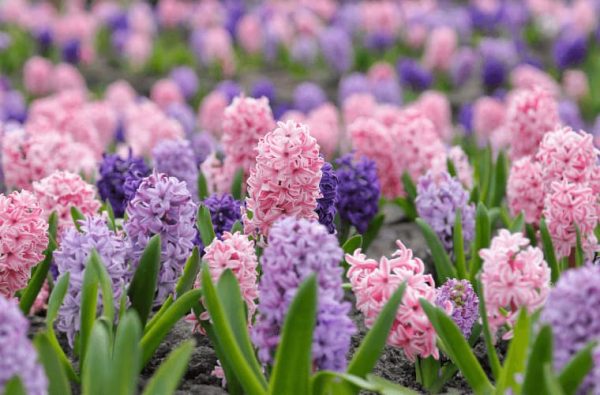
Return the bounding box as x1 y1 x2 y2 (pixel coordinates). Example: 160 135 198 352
62 38 80 64
397 59 432 92
291 36 318 66
125 172 197 303
450 47 477 87
216 80 242 103
190 132 214 166
293 82 327 114
316 162 338 234
479 38 517 90
54 216 129 346
1 90 27 123
435 279 479 338
252 218 355 371
251 78 276 103
558 100 585 131
541 264 600 394
97 151 150 217
335 154 380 234
152 139 199 201
169 66 198 99
338 72 370 103
553 29 587 70
0 296 47 395
458 103 474 135
166 103 196 137
319 26 353 74
370 78 402 105
203 193 242 238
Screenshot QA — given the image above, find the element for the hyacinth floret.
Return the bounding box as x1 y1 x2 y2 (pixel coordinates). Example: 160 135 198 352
315 162 338 234
435 279 479 338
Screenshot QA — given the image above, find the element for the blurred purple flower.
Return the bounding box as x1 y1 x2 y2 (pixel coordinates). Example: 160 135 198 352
293 82 327 114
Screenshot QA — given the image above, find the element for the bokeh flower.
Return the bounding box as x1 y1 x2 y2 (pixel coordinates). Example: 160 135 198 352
152 139 199 201
315 162 338 234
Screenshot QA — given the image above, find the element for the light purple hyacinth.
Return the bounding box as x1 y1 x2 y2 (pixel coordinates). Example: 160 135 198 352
435 279 479 338
291 36 318 66
252 217 356 372
169 66 198 99
319 26 353 74
190 132 215 166
338 72 370 103
0 296 47 395
540 265 600 394
293 82 327 114
450 47 477 87
125 171 197 304
152 139 199 201
54 215 129 346
416 171 475 254
166 103 197 137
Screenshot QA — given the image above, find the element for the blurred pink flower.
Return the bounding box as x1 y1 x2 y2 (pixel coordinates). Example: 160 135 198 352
414 91 453 142
198 91 228 137
157 0 188 28
342 93 376 126
124 33 152 67
507 156 545 224
305 103 340 159
237 14 263 54
104 80 137 112
472 97 505 146
23 56 53 96
510 65 560 97
201 152 234 195
202 28 235 77
431 146 474 189
562 69 589 100
151 79 185 110
51 63 86 93
423 26 457 72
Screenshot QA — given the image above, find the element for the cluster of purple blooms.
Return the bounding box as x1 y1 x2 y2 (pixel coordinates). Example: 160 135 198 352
415 171 475 254
203 193 242 239
335 154 380 234
252 217 355 372
152 139 199 201
0 296 47 395
435 279 479 338
315 162 338 234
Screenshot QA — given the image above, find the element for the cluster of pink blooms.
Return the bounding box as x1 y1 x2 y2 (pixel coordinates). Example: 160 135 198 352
198 91 229 137
507 156 545 224
480 230 550 338
472 97 506 148
282 103 341 159
31 171 100 233
0 190 48 298
244 120 323 237
346 240 438 361
222 96 275 178
150 79 185 110
23 57 87 97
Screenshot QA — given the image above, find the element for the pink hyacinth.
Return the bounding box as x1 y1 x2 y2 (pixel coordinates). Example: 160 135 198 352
198 91 228 137
84 101 118 148
472 97 505 146
244 120 323 237
237 14 263 54
535 126 599 192
543 181 599 260
0 190 48 298
32 171 100 233
305 103 340 159
563 69 589 100
222 96 275 178
346 240 438 361
124 33 153 68
507 156 545 224
510 65 560 97
150 79 184 110
200 232 258 322
342 93 376 126
23 56 53 96
414 91 453 142
431 146 474 189
202 27 235 76
423 26 457 72
51 63 86 93
200 153 234 195
480 230 550 338
104 80 137 112
506 87 560 160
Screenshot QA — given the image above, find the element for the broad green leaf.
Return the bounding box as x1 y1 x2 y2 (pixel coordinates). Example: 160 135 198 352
558 342 596 395
198 171 209 201
128 234 161 326
362 214 384 251
104 199 117 230
231 220 243 234
231 168 244 200
34 332 72 395
4 376 27 395
474 280 501 379
522 325 553 395
478 146 492 204
401 172 417 202
416 219 456 284
447 158 458 178
574 226 584 267
342 235 363 255
203 323 244 395
140 289 202 366
469 203 490 283
544 364 565 395
540 219 560 283
420 300 494 394
79 261 100 363
82 321 112 395
453 209 467 279
142 340 195 395
509 212 525 233
268 276 317 395
70 206 85 231
525 223 538 246
143 295 173 335
367 374 421 395
88 250 115 323
497 310 530 393
197 205 216 246
489 151 507 208
394 197 417 221
200 266 266 394
175 247 200 297
111 311 142 395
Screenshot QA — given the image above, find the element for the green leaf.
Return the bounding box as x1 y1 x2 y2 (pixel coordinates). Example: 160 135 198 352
453 209 467 279
447 158 458 178
522 325 553 395
416 218 456 284
140 289 202 366
128 234 161 327
342 235 363 255
203 323 244 395
143 295 173 335
34 332 72 395
4 376 27 395
269 276 317 395
367 374 422 395
558 341 596 395
474 279 501 380
401 172 417 202
231 168 244 200
88 250 115 323
231 220 243 234
200 266 266 394
79 260 100 363
394 197 417 221
544 364 565 395
420 300 494 393
197 171 209 201
497 309 530 393
478 146 493 204
82 321 112 395
142 340 195 395
111 311 142 395
540 219 560 284
71 206 86 231
509 212 525 233
525 223 538 247
175 247 200 297
104 199 117 230
362 214 384 251
469 203 490 283
197 205 216 247
489 151 507 208
574 226 584 267
347 284 406 380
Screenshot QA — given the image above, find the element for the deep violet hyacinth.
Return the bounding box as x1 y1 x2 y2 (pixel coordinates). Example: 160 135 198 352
335 154 380 234
203 193 242 239
125 171 197 303
252 217 355 372
54 215 129 346
435 279 479 338
97 151 150 217
0 296 47 395
415 171 475 254
316 162 338 234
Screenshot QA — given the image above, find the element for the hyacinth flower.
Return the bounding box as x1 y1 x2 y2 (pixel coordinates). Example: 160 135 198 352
152 139 199 201
0 295 47 395
315 162 338 234
252 217 355 371
435 279 479 338
203 193 242 239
